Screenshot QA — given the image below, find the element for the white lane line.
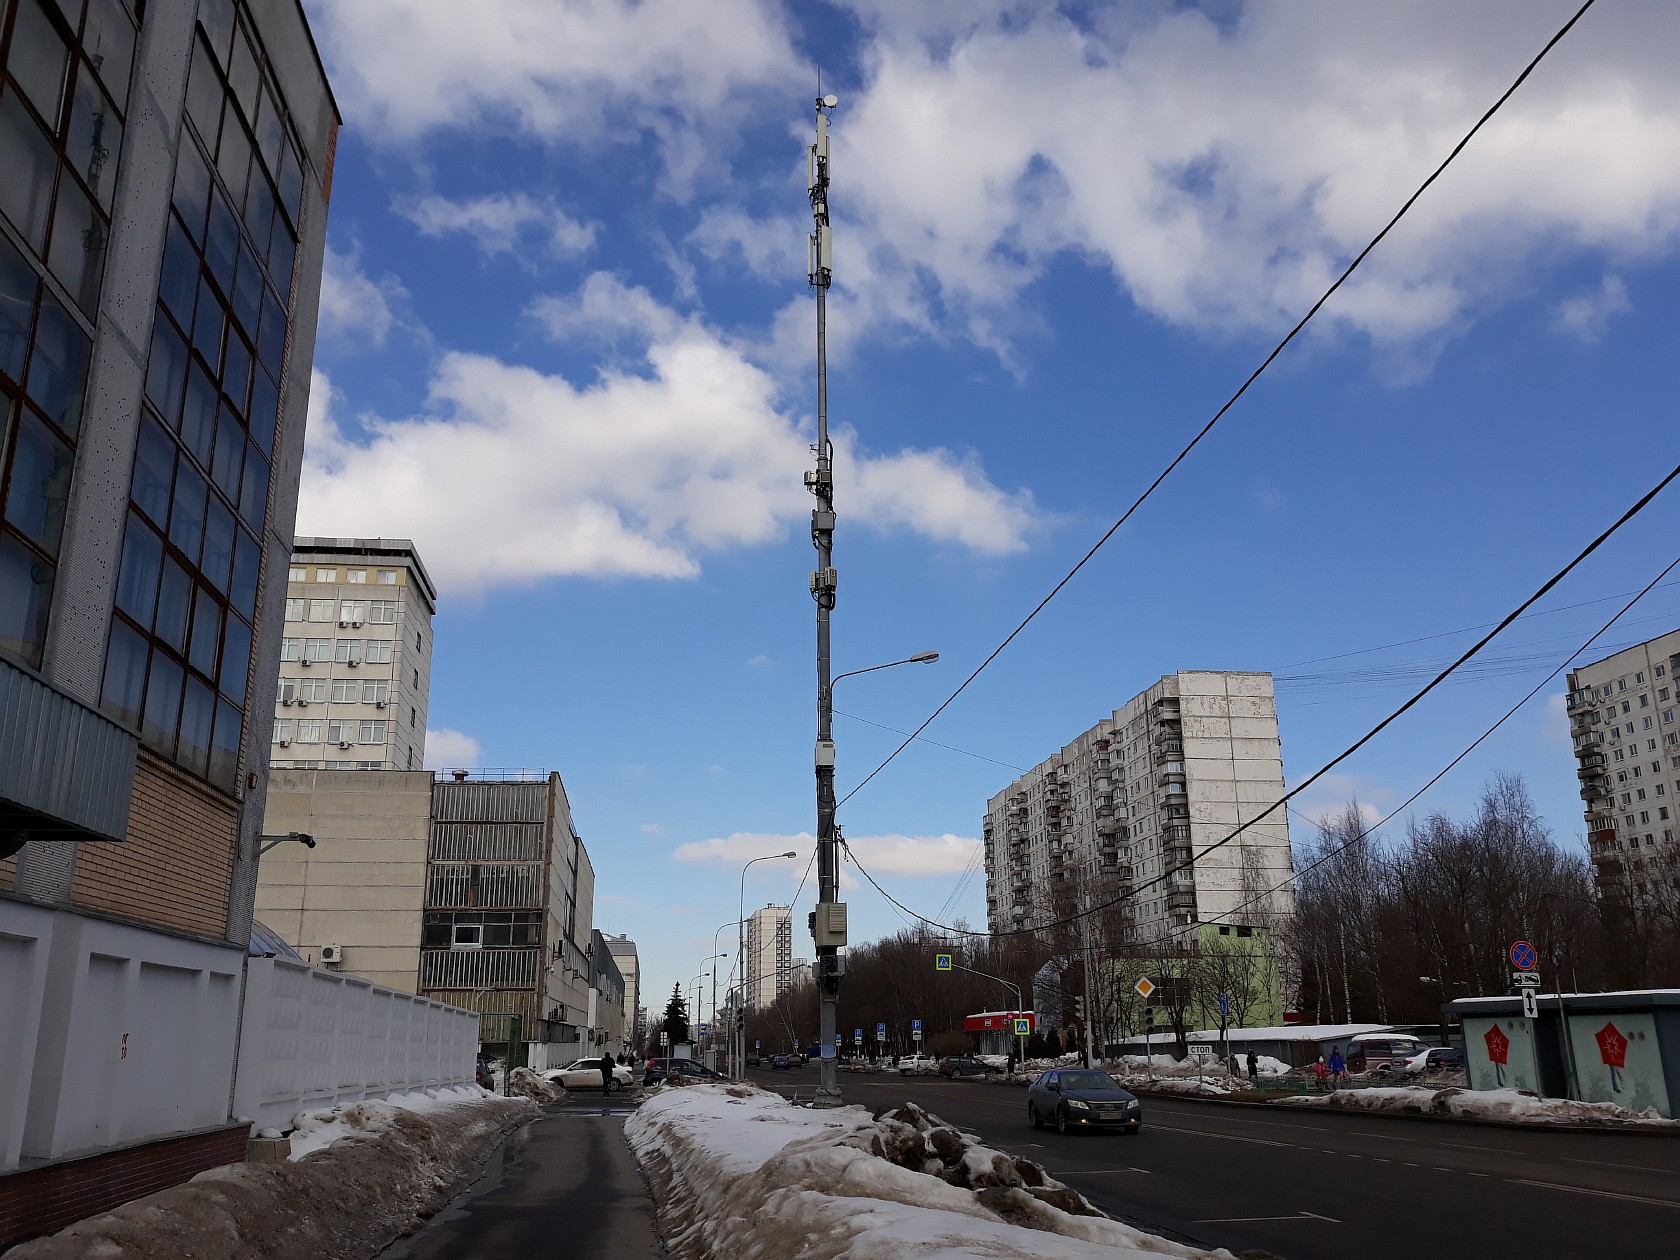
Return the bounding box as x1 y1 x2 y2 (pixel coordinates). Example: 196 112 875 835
1351 1130 1418 1142
1052 1167 1151 1176
1563 1155 1677 1175
1148 1123 1292 1149
1509 1179 1680 1209
1194 1211 1341 1225
1441 1140 1518 1154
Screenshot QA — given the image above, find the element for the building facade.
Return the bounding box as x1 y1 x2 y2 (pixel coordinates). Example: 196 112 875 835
746 902 793 1010
0 0 336 1242
254 767 434 989
420 772 596 1069
1566 629 1680 898
984 672 1294 941
271 536 434 772
604 932 642 1048
589 928 627 1057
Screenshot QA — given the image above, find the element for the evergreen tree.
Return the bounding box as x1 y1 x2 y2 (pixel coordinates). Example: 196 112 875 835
662 984 691 1046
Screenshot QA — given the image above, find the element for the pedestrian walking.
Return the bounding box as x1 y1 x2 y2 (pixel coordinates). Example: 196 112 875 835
1246 1049 1258 1082
1313 1056 1328 1090
1327 1045 1347 1083
599 1050 616 1096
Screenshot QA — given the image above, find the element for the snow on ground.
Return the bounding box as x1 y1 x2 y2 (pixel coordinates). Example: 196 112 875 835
627 1082 1237 1260
1111 1074 1255 1098
1278 1085 1680 1126
9 1090 534 1259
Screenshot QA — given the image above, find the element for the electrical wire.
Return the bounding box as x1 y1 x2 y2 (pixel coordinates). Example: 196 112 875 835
835 709 1027 773
841 456 1680 938
836 0 1599 813
1166 549 1680 940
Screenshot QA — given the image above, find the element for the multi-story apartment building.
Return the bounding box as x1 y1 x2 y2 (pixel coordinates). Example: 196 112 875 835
984 672 1294 941
420 772 596 1069
604 932 642 1048
746 902 793 1010
0 0 336 1242
271 536 434 772
1566 628 1680 898
589 927 628 1056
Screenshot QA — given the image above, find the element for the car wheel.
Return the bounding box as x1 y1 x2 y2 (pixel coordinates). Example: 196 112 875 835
607 1078 622 1093
946 1070 958 1079
1029 1103 1042 1129
1056 1107 1072 1135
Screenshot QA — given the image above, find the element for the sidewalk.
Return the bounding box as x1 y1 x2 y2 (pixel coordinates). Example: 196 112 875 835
386 1101 661 1259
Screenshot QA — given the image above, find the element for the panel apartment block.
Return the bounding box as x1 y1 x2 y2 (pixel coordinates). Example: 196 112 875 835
1566 628 1680 900
984 671 1294 942
270 536 435 772
746 902 793 1010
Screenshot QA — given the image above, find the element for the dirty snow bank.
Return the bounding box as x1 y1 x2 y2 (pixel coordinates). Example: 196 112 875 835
1278 1086 1679 1126
10 1090 534 1259
627 1082 1235 1259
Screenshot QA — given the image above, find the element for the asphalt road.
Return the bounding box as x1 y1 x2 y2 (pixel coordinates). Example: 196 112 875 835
747 1065 1680 1259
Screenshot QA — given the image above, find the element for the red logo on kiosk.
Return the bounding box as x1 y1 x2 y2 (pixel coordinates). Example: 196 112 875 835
1483 1023 1510 1086
1595 1021 1628 1092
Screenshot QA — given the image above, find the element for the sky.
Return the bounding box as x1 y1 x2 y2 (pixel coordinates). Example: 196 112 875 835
294 0 1680 1026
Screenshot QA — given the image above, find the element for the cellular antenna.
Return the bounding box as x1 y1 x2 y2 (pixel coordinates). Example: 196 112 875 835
806 89 843 1107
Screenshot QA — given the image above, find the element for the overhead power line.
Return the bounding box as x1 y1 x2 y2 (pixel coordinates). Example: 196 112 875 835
842 456 1680 939
836 0 1600 813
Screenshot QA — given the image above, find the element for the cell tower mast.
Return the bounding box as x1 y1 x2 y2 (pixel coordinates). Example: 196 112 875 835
806 89 844 1107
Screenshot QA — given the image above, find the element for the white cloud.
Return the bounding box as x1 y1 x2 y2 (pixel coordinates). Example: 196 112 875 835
316 245 404 349
311 0 801 193
424 727 481 769
1551 274 1632 342
1291 772 1393 831
296 282 1036 592
397 192 597 260
673 830 979 877
639 822 665 836
746 654 775 668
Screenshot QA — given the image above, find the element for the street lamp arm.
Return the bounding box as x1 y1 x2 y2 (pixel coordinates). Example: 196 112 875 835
945 960 1023 1009
829 652 940 690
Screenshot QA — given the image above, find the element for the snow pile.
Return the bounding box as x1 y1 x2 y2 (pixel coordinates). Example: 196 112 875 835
1113 1074 1255 1098
508 1066 569 1104
1278 1086 1680 1127
1115 1054 1185 1072
10 1089 534 1259
627 1083 1236 1260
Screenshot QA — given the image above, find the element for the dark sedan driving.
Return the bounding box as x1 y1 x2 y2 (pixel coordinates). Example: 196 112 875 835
1026 1069 1142 1134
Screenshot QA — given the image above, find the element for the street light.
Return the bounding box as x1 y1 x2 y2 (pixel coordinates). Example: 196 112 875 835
813 648 940 1105
738 851 799 1078
258 832 315 856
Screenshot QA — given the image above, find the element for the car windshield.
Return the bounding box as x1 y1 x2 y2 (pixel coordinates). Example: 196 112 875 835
1056 1071 1117 1090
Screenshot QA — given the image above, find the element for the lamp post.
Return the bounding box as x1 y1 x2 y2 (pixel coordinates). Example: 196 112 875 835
711 919 745 1076
258 832 315 856
738 852 798 1078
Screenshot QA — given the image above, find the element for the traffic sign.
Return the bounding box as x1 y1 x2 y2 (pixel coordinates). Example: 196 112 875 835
912 1018 923 1032
1510 940 1538 971
1512 972 1542 988
1135 976 1155 1000
835 1033 843 1046
1012 1017 1031 1036
1218 992 1229 1018
935 953 953 971
854 1028 862 1041
876 1022 886 1038
755 1040 761 1048
1521 989 1539 1019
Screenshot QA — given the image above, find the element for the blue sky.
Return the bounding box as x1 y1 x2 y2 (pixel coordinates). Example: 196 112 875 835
295 0 1680 1021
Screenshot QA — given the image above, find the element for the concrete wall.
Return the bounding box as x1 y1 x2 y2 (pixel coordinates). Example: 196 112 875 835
232 956 477 1132
0 900 243 1172
255 769 433 990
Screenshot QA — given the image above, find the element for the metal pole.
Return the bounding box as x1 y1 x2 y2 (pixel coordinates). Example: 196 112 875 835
808 92 842 1107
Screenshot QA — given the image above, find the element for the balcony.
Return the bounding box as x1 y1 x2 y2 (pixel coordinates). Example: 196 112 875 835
1154 739 1183 762
420 947 539 990
1158 764 1186 786
1157 788 1187 809
1162 823 1192 843
1579 778 1610 802
1576 756 1607 778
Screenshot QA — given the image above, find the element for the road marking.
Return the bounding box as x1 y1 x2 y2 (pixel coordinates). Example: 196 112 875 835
1194 1211 1341 1225
1351 1130 1417 1142
1509 1179 1680 1209
1148 1123 1292 1149
1441 1141 1516 1154
1052 1167 1151 1176
1563 1155 1677 1175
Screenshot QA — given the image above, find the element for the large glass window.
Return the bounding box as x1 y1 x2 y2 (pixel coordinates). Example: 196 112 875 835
100 0 307 794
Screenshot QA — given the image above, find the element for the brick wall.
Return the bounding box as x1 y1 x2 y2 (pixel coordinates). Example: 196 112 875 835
70 753 239 939
0 1123 250 1249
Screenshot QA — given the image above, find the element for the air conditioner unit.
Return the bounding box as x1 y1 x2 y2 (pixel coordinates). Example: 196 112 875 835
278 739 291 747
320 945 343 964
338 620 349 628
338 740 352 749
375 700 387 709
300 659 312 667
296 700 309 708
352 620 363 628
281 697 293 706
347 660 360 668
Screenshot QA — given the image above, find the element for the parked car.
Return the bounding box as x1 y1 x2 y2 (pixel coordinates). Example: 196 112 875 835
543 1059 636 1091
1026 1069 1142 1135
1398 1046 1464 1074
1345 1034 1429 1073
475 1056 496 1090
642 1057 729 1086
747 1051 761 1067
897 1054 940 1075
770 1053 794 1069
939 1056 1001 1078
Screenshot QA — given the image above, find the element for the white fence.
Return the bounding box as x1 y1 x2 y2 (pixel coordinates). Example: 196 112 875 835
233 956 480 1131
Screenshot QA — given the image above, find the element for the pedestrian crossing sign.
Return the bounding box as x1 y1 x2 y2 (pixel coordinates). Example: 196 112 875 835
935 953 953 971
1013 1018 1031 1036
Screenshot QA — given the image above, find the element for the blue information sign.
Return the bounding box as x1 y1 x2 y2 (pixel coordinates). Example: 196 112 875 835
1218 993 1229 1017
912 1018 923 1032
876 1022 886 1038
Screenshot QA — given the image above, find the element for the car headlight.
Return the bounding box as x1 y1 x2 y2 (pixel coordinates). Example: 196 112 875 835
1066 1098 1090 1110
1125 1100 1140 1110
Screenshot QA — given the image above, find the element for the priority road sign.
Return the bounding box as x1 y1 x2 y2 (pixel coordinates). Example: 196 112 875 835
1513 972 1542 988
1510 940 1538 971
1135 976 1156 1000
935 953 953 971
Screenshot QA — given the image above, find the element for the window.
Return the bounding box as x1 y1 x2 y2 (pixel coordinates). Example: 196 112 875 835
363 679 389 704
334 637 361 663
416 630 422 651
303 636 330 661
288 565 305 580
1619 679 1628 692
358 720 385 743
368 600 395 624
295 717 322 742
363 638 392 664
327 719 352 744
407 747 414 768
315 568 335 582
276 676 297 702
282 597 302 620
340 599 365 622
377 569 396 584
410 706 416 727
1622 701 1631 714
1640 694 1650 708
271 718 291 742
279 636 300 660
330 678 358 702
1637 672 1646 684
1646 718 1655 730
346 568 365 583
1662 689 1672 702
297 676 325 702
412 666 418 686
307 597 333 621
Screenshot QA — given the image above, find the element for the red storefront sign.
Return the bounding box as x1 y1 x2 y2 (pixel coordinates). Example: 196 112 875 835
964 1011 1035 1033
